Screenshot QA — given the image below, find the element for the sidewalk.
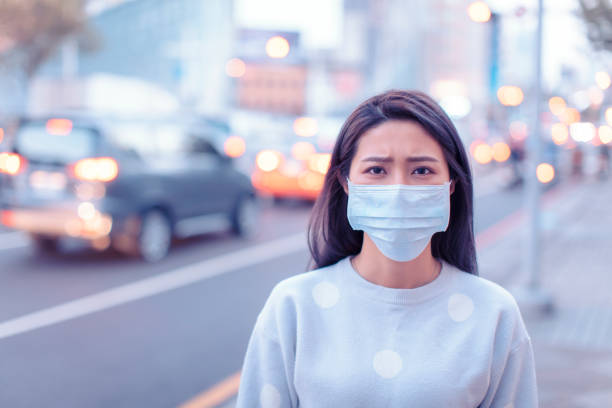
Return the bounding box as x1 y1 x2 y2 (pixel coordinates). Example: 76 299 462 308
479 177 612 407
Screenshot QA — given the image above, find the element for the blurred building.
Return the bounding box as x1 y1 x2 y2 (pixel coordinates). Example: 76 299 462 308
233 30 307 116
35 0 234 114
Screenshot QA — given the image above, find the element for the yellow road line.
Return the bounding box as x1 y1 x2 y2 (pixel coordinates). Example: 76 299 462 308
179 371 241 408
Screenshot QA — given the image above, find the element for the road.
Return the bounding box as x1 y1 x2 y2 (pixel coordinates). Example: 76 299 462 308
0 186 527 408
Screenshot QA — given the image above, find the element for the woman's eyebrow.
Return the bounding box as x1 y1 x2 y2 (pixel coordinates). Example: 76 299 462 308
360 156 440 163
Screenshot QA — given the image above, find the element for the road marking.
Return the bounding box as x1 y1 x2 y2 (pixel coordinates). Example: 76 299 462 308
0 231 29 251
179 371 241 408
0 232 306 340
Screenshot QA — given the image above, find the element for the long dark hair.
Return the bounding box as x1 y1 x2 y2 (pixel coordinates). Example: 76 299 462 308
307 90 478 275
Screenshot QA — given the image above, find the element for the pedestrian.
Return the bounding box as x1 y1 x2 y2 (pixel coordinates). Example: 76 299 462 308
236 90 538 407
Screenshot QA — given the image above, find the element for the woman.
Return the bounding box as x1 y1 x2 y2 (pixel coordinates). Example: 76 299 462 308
237 90 538 407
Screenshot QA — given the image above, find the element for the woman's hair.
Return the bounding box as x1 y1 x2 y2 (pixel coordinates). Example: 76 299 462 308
307 89 478 275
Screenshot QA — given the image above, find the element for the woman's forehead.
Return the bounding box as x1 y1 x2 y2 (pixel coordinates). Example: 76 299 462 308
355 120 445 158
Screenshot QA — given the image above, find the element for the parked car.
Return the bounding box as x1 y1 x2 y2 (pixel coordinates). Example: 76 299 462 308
0 114 257 261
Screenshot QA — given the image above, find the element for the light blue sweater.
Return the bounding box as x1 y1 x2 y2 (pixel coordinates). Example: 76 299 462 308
237 257 538 407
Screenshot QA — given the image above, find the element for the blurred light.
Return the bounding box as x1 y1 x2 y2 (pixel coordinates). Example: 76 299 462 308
92 236 111 251
75 182 106 200
548 96 566 116
605 107 612 126
473 143 493 164
298 171 325 191
430 80 467 100
293 117 318 137
78 202 96 220
256 150 282 172
589 86 604 107
469 140 484 156
598 125 612 144
595 71 611 90
29 171 67 191
223 136 246 158
536 163 555 183
46 118 73 136
593 134 602 146
73 157 119 182
497 86 524 106
265 36 290 59
225 58 246 78
0 128 4 144
467 1 491 23
551 123 569 145
571 90 591 111
0 152 24 175
492 142 511 162
64 219 81 237
291 141 316 161
509 121 528 141
560 108 580 125
569 122 596 142
439 95 472 119
307 153 332 174
0 210 14 227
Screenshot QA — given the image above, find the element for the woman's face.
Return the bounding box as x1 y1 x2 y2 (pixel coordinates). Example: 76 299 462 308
347 120 453 188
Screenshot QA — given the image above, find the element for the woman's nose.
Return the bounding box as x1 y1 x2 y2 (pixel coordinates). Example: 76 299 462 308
391 169 410 185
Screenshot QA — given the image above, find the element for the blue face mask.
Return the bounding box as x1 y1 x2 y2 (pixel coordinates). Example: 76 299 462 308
346 179 451 262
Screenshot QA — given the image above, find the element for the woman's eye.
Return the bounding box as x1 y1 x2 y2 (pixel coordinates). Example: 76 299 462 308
366 166 386 175
413 167 433 175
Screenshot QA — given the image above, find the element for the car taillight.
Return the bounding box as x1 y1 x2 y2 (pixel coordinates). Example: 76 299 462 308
71 157 119 182
0 152 26 175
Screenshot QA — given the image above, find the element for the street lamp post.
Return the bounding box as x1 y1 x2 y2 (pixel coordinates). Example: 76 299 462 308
513 0 555 315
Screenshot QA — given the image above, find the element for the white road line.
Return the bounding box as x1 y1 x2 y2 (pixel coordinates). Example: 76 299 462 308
0 231 30 251
0 232 307 340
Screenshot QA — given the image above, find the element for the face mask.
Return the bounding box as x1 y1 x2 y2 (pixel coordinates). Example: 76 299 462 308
346 179 451 262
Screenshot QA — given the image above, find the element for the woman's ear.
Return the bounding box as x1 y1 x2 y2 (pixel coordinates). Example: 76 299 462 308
450 179 456 195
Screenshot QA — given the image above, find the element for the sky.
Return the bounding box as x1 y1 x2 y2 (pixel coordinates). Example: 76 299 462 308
234 0 343 49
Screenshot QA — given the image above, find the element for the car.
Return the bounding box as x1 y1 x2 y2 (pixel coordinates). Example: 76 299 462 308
0 114 257 261
250 144 331 202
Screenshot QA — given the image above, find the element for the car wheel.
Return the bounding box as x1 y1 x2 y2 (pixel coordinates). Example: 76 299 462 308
138 209 172 262
231 195 258 237
30 234 59 254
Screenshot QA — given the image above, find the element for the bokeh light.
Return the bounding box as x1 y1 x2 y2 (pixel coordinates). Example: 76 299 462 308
46 118 73 136
293 117 318 137
598 125 612 145
473 143 493 164
560 107 580 125
569 122 596 142
467 1 491 23
256 150 282 172
492 142 511 162
307 153 331 174
595 71 611 90
548 96 566 116
536 163 555 183
291 141 316 161
497 86 524 106
0 127 4 144
265 36 290 59
223 136 246 158
551 123 569 145
225 58 246 78
589 86 604 107
606 107 612 126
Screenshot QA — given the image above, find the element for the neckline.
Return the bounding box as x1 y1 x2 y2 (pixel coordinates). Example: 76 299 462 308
339 256 455 305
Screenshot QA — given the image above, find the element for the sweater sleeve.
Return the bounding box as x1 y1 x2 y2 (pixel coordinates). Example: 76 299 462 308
236 289 299 408
479 337 539 408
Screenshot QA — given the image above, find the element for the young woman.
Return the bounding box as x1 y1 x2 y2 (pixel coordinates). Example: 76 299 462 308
237 90 538 407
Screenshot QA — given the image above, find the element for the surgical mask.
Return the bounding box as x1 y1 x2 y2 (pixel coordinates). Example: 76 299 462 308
346 179 451 262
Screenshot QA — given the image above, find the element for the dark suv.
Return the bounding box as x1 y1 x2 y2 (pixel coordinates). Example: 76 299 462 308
0 114 257 261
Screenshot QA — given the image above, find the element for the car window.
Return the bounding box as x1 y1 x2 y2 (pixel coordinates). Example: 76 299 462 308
15 122 97 163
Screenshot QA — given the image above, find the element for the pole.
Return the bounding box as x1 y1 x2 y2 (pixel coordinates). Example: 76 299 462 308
515 0 555 315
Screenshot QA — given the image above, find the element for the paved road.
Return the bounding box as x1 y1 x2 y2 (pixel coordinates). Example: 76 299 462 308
0 186 529 408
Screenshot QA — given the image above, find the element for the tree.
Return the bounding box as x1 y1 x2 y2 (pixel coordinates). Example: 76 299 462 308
0 0 96 78
578 0 612 53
